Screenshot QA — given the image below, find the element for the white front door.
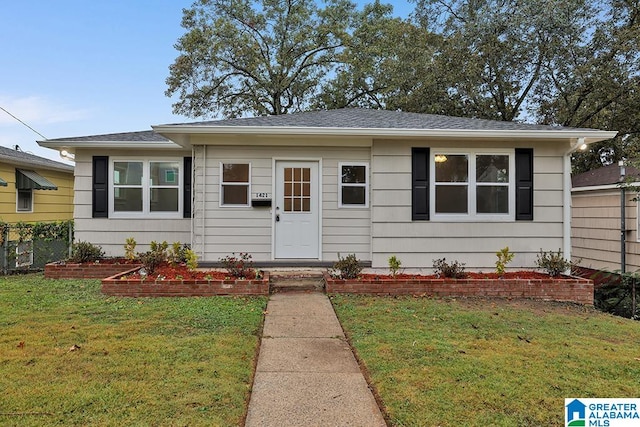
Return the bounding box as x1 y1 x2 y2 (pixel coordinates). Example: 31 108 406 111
274 161 320 259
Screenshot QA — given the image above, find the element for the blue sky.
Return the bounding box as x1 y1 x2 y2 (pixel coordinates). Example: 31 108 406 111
1 1 412 163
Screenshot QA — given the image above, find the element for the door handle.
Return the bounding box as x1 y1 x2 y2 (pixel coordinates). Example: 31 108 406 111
275 214 280 222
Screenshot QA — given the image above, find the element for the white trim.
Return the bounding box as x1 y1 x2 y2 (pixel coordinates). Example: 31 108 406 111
338 162 369 208
572 181 640 192
218 162 251 208
108 157 183 219
429 149 515 221
152 125 617 144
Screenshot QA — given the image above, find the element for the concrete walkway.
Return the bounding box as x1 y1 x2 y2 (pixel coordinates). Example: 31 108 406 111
245 292 386 427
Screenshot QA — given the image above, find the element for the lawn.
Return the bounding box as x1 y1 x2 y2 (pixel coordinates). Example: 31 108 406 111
331 295 640 426
0 274 267 426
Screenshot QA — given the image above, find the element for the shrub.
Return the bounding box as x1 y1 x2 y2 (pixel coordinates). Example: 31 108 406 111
388 255 402 278
433 257 466 279
331 253 363 279
495 246 514 276
124 237 137 261
136 241 169 275
69 241 105 263
535 249 571 277
219 252 255 279
167 242 198 271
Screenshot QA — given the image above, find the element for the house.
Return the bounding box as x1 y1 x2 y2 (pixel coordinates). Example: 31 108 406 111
571 162 640 273
0 145 74 223
38 108 616 269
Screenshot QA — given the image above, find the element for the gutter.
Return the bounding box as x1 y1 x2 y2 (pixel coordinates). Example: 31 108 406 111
153 124 618 143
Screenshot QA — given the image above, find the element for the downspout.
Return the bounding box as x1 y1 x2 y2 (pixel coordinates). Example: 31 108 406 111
564 138 585 265
202 145 206 257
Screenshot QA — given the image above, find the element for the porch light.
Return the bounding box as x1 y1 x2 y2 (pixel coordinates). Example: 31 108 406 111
434 154 448 163
60 149 75 162
579 143 587 150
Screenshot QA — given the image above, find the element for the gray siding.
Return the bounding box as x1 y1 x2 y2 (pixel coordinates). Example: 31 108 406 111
73 149 191 256
370 139 566 269
193 144 371 262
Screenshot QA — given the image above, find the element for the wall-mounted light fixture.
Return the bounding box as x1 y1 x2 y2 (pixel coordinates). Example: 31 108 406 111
60 149 75 162
434 154 448 163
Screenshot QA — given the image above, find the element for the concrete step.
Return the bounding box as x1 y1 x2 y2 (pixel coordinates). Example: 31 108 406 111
269 270 326 293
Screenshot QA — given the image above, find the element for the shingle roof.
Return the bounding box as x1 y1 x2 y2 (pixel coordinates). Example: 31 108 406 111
165 108 595 132
572 162 640 188
0 145 73 172
45 130 168 143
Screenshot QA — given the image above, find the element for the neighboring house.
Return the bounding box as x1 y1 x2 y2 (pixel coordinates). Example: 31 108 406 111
571 162 640 272
0 145 74 223
39 108 615 269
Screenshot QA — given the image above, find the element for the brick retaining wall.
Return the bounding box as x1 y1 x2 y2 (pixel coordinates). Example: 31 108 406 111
324 272 594 305
45 262 142 279
101 269 270 297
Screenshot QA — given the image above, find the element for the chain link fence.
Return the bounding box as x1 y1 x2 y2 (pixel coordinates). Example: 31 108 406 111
1 221 73 274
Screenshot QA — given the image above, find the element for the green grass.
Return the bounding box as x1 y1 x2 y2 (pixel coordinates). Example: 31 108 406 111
331 295 640 426
0 274 267 426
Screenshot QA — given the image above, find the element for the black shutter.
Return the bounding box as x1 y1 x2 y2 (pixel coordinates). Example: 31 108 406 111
92 156 108 218
412 147 430 220
515 148 533 221
183 157 192 218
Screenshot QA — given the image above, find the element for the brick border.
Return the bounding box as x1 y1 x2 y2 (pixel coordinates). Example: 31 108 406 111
324 272 594 305
101 268 270 297
45 262 143 279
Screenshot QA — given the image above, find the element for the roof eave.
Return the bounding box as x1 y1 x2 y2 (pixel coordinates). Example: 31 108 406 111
152 125 618 144
38 140 184 151
0 155 73 173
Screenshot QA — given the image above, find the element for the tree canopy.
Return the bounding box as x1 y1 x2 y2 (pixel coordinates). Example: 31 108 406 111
166 0 356 118
166 0 640 173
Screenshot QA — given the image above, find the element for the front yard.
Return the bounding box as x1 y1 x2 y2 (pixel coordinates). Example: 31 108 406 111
331 295 640 426
0 274 266 426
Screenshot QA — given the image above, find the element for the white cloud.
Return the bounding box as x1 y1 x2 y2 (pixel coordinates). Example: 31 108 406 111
0 95 91 126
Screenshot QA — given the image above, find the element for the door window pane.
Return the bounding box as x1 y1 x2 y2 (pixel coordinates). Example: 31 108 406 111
284 167 311 212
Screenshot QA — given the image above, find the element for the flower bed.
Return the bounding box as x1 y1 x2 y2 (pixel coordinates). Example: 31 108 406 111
45 259 142 279
324 272 594 305
101 267 270 297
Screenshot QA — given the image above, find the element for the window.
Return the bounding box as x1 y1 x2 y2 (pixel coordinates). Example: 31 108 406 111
17 189 33 212
339 163 368 207
220 163 250 206
431 150 514 220
110 159 181 217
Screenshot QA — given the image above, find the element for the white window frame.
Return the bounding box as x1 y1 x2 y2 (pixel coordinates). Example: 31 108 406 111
219 162 251 208
16 189 33 213
338 162 369 208
109 157 183 218
430 149 515 221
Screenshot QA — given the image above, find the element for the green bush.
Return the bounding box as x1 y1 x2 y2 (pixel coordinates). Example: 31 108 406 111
219 252 255 279
495 246 514 276
433 258 466 279
69 241 105 263
137 241 169 274
535 249 571 277
388 255 402 277
331 253 363 279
